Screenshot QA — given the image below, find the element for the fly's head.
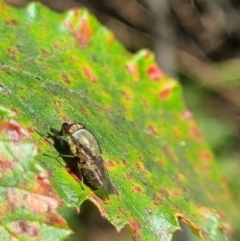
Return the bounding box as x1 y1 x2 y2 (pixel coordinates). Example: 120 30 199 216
60 122 84 154
61 122 85 136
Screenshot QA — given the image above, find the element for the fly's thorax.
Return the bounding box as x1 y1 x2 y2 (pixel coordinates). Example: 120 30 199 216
62 133 77 156
71 129 101 156
62 122 85 135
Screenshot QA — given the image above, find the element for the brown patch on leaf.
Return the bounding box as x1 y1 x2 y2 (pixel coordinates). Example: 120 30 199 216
7 47 16 56
79 106 89 118
132 184 144 194
148 124 158 136
4 19 18 25
12 220 39 237
125 173 133 180
1 65 12 75
142 99 149 109
54 99 62 107
53 43 61 51
41 49 50 58
153 192 163 205
121 90 131 101
26 126 35 133
82 66 97 83
161 187 170 198
176 173 186 184
147 64 164 81
135 162 149 176
163 145 178 162
61 72 71 84
11 108 19 116
199 151 212 162
135 162 144 170
157 159 164 167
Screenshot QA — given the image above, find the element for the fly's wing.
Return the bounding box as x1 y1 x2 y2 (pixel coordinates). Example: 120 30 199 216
92 155 115 194
76 145 114 194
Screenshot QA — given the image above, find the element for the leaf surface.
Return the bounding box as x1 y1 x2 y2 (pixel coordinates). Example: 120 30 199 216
0 2 237 241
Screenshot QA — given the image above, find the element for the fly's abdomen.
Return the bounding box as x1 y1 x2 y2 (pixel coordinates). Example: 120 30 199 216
80 161 103 191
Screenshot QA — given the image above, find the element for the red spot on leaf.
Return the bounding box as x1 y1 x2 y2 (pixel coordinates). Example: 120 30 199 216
183 109 192 119
83 66 97 83
191 126 202 141
36 172 54 196
147 64 164 81
129 220 141 240
72 18 93 47
199 151 212 161
106 160 115 168
0 120 29 141
159 87 171 100
126 63 139 79
0 157 15 173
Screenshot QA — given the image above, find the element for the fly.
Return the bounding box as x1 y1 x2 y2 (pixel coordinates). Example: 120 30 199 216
50 122 115 200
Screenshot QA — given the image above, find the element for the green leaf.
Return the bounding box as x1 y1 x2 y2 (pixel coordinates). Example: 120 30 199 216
0 2 237 241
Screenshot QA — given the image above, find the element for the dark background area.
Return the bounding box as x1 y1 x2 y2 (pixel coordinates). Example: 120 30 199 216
5 0 240 240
